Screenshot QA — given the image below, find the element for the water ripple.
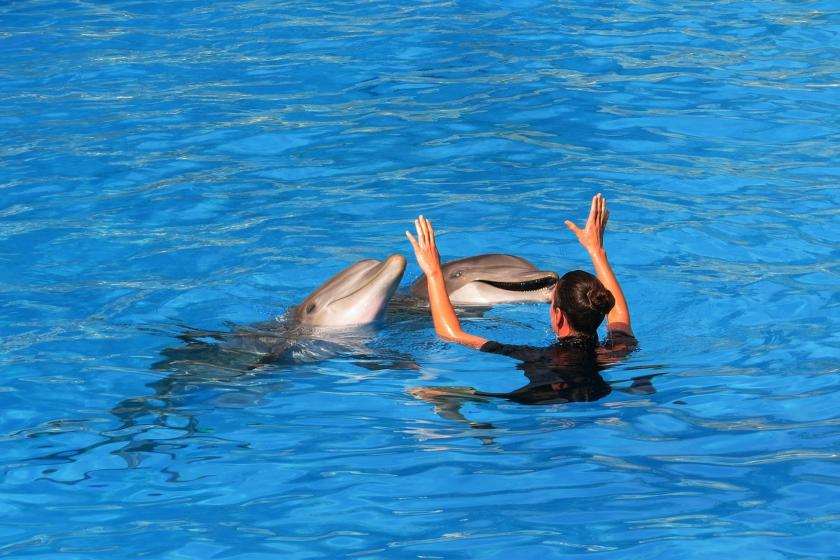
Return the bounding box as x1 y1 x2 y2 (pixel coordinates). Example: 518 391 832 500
1 0 839 557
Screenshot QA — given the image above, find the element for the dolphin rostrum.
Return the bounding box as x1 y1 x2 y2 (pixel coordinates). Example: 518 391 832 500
410 254 558 305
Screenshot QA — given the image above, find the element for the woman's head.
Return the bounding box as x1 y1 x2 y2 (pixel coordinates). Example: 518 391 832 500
551 270 615 336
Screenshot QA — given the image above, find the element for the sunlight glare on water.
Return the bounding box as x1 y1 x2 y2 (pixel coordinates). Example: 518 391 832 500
1 0 838 558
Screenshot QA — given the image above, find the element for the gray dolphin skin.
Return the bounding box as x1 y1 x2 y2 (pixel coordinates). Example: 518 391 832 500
410 254 558 305
153 254 407 371
292 253 407 327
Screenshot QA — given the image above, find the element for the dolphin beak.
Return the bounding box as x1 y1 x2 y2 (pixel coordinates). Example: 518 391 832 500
383 253 407 271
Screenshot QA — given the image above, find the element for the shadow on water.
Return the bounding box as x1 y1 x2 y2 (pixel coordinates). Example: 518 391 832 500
410 369 664 441
97 294 666 461
110 318 421 440
407 333 668 445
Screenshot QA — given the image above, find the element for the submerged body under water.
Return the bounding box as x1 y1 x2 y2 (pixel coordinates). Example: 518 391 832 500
1 0 838 558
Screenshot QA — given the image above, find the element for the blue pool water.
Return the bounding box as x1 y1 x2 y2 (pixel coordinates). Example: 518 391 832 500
2 0 839 557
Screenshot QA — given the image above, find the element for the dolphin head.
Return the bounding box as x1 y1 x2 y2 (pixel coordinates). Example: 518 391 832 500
293 254 406 327
410 254 558 305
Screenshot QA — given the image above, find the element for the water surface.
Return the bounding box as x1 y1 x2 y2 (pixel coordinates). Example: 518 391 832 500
1 0 838 558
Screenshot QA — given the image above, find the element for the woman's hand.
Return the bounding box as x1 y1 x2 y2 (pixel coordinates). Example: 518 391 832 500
406 215 442 276
565 193 609 255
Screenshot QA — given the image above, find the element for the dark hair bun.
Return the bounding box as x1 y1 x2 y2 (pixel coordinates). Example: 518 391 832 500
555 270 615 335
587 287 615 314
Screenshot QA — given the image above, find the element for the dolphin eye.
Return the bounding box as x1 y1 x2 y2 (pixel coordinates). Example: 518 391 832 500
451 271 462 278
306 303 316 314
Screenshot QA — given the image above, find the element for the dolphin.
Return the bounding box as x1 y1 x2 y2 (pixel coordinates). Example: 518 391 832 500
410 254 558 305
111 255 411 440
153 254 407 371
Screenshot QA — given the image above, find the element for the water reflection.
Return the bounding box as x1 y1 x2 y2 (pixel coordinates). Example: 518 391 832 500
110 321 419 444
409 334 663 442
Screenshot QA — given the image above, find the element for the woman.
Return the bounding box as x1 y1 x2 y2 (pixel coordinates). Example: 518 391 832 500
406 193 638 407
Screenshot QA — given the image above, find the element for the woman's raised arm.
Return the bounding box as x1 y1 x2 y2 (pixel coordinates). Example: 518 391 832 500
406 216 488 349
564 194 633 336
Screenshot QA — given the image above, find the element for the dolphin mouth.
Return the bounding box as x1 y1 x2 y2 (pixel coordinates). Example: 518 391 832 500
475 276 558 292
